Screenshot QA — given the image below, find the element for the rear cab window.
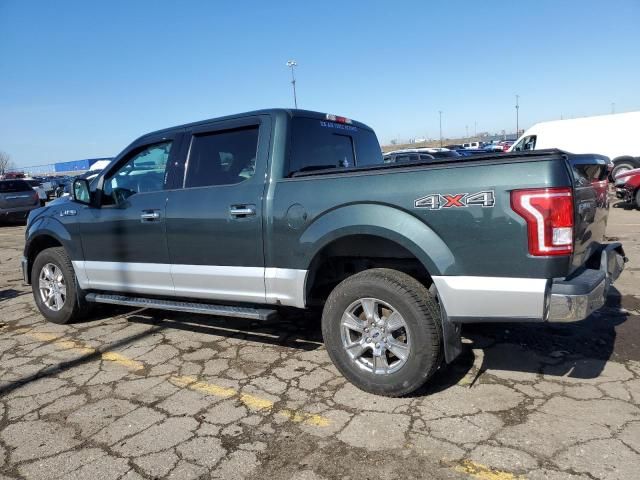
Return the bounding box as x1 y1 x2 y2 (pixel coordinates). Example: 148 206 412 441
287 116 383 176
0 180 32 192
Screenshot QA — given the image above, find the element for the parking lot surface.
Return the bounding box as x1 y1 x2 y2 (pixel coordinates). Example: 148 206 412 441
1 205 639 480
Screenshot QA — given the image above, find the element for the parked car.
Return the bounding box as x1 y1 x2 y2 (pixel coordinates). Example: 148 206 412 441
25 179 47 206
500 141 514 152
0 179 41 222
384 148 461 164
2 172 26 180
509 111 640 178
483 143 504 152
54 171 103 199
614 168 640 208
41 177 66 198
22 108 625 397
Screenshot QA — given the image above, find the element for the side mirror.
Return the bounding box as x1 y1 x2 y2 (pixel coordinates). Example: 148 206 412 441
72 179 92 205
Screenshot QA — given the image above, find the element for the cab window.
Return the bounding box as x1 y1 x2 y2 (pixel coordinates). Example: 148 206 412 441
103 141 172 204
184 126 259 188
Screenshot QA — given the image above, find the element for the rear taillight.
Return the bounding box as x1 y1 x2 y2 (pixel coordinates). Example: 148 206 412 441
511 187 574 256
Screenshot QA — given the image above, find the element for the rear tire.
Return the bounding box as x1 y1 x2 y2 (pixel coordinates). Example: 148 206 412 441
322 268 442 397
636 189 640 210
31 247 90 324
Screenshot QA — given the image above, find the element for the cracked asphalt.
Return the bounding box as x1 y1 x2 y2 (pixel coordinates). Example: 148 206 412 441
1 205 639 480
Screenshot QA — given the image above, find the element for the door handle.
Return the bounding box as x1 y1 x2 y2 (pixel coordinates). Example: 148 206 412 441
140 210 161 222
229 205 256 218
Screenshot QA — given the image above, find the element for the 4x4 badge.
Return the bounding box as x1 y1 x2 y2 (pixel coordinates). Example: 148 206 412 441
415 190 495 210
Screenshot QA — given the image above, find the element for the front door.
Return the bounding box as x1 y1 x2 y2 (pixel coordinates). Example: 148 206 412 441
76 134 182 296
165 117 269 303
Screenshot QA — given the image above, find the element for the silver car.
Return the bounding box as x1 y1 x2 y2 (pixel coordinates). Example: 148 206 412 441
0 179 41 223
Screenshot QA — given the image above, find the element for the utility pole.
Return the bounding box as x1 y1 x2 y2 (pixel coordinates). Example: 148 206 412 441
438 111 443 147
465 125 469 139
515 94 520 136
286 60 298 108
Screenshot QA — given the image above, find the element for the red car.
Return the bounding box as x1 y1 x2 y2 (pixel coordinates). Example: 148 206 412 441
615 168 640 208
500 141 514 152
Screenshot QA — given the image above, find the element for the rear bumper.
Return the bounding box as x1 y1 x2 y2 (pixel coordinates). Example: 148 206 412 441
432 243 626 324
0 205 38 220
548 243 626 322
615 186 632 200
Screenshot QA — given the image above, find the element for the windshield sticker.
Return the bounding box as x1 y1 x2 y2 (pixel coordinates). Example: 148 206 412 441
319 121 358 132
415 190 495 210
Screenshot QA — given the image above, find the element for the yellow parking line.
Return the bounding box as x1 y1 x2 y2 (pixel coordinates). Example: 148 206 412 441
171 375 331 427
279 408 331 427
21 331 329 428
454 460 525 480
100 351 144 371
170 375 236 398
26 331 143 370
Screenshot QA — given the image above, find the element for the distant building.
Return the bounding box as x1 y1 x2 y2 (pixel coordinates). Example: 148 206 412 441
22 157 112 176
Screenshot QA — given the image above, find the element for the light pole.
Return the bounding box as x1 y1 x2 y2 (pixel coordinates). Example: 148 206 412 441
515 94 520 136
439 110 443 147
474 121 477 137
465 125 469 139
286 60 298 108
611 102 615 114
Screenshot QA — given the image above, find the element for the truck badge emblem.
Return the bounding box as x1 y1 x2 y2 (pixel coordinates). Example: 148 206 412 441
415 190 495 210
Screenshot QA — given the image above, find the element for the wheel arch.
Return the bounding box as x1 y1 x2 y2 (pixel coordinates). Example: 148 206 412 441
24 217 77 284
299 203 455 306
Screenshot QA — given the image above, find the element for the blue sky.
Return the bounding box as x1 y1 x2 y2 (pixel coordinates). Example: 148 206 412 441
1 0 639 167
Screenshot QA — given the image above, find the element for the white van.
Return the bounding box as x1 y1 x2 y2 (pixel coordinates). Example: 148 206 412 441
509 111 640 178
462 141 482 149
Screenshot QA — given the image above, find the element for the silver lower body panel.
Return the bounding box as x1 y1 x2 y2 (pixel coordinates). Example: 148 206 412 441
434 244 626 324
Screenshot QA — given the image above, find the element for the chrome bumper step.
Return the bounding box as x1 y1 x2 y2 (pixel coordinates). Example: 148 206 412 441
85 293 277 321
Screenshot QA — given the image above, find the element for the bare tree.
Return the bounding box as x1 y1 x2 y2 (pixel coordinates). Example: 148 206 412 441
0 151 15 176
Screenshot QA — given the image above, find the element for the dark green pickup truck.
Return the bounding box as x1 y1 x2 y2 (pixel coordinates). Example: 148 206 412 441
22 109 626 396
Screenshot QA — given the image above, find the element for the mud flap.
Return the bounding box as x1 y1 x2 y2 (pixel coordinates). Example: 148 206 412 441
441 309 463 363
429 284 462 363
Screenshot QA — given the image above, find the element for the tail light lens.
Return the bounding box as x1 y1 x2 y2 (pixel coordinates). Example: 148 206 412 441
511 187 574 256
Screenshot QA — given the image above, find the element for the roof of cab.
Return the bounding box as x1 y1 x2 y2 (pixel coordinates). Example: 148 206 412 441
139 108 373 141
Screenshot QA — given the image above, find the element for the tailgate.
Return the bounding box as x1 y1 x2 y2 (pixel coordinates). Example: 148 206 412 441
567 153 611 272
0 191 37 209
0 180 38 209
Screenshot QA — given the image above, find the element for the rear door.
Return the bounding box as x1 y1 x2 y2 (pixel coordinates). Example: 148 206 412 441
165 116 270 303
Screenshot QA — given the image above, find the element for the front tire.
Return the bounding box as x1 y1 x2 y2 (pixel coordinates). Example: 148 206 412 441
322 268 442 397
32 247 90 324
